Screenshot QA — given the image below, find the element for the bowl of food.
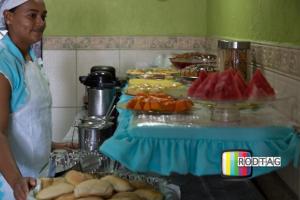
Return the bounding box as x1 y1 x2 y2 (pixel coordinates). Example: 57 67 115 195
170 52 217 69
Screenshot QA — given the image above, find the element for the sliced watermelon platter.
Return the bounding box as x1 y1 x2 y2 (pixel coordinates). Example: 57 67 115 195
188 68 275 102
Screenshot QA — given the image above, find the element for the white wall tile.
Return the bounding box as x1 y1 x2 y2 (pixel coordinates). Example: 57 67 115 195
43 50 77 107
77 50 119 107
273 73 300 122
263 69 300 122
51 108 77 142
272 73 297 98
263 69 275 86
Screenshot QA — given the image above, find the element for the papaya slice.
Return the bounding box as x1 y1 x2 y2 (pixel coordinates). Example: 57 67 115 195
126 99 137 109
175 100 188 112
184 99 193 109
162 101 176 112
150 101 161 111
143 102 151 111
133 100 143 110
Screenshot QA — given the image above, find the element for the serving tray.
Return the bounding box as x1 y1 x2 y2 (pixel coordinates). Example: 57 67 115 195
29 151 181 200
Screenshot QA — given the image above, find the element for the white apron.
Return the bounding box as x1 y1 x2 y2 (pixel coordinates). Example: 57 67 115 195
0 59 52 200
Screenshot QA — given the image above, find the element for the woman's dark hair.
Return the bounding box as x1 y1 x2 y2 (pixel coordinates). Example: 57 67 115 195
4 6 19 29
8 6 17 13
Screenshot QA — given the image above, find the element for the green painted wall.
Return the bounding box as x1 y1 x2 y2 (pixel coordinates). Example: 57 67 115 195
44 0 300 46
44 0 207 36
207 0 300 46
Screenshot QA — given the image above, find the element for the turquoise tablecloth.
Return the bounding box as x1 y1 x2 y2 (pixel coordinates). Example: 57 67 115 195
100 94 300 177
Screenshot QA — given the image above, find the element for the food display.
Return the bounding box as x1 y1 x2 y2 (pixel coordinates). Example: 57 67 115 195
169 52 217 69
126 69 145 76
126 79 185 96
126 68 179 79
188 68 275 101
126 93 193 113
180 64 217 79
35 170 164 200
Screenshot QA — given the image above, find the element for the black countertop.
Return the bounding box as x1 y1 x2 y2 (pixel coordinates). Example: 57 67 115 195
168 172 297 200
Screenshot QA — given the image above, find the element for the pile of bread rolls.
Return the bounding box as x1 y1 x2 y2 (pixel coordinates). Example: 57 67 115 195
35 170 164 200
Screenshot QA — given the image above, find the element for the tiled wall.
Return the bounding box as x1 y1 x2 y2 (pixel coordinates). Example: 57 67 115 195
43 36 300 197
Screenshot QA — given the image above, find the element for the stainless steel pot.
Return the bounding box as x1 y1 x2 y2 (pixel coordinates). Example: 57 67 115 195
77 121 113 152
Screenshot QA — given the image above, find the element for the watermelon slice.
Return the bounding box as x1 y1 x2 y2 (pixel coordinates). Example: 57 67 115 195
212 70 243 101
193 72 219 100
225 67 237 76
246 69 275 100
234 71 248 98
188 70 208 96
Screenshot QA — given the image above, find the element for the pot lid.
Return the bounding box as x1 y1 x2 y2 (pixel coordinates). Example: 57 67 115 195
82 71 115 88
218 40 251 49
91 66 116 80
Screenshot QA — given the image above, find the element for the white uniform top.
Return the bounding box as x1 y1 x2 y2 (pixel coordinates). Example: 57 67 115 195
0 59 52 200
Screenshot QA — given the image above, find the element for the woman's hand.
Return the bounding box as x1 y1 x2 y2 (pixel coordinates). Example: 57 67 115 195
13 177 36 200
51 142 79 151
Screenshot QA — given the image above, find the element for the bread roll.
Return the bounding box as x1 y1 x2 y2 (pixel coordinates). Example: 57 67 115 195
83 173 94 179
100 175 133 192
40 177 53 189
130 180 153 189
54 192 76 200
65 170 92 186
111 192 143 200
134 189 164 200
52 177 66 185
36 182 74 200
74 179 113 198
77 197 104 200
40 177 66 190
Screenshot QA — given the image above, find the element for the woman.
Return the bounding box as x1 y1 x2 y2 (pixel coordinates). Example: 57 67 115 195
0 1 73 199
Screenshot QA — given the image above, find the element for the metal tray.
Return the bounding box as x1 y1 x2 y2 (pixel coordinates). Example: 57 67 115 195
29 151 181 200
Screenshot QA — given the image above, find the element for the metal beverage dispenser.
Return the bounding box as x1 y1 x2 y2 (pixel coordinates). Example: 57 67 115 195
79 70 116 117
218 40 251 80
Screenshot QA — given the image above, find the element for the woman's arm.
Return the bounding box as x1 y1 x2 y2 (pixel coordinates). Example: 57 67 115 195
0 74 35 200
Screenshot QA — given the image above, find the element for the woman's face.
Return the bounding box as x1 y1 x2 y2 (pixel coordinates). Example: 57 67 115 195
5 0 47 45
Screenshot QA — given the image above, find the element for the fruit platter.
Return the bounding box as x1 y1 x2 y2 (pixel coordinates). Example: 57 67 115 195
126 78 187 98
187 68 276 122
126 67 179 79
122 93 193 114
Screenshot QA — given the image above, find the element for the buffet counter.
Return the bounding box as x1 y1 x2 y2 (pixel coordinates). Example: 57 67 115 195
100 93 300 178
